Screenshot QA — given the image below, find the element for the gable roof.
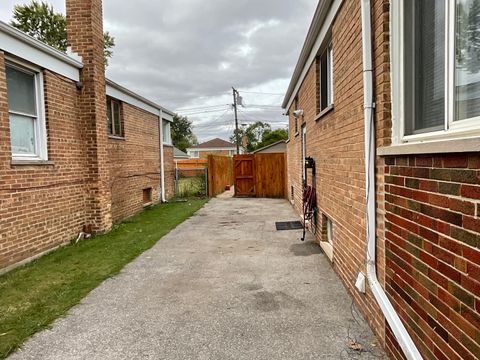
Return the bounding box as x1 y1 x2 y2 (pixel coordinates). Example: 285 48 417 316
253 140 286 153
173 147 189 158
191 138 236 149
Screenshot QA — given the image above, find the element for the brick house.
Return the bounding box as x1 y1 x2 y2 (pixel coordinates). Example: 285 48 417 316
0 0 175 272
186 137 238 158
283 1 480 359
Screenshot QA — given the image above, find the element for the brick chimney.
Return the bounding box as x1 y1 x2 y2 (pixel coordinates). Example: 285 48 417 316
66 0 112 232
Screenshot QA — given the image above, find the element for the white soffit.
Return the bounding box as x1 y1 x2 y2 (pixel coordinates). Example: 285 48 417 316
0 21 82 81
283 0 342 111
106 79 175 121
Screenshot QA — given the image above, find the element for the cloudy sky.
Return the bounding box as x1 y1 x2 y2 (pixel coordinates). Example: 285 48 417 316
0 0 316 142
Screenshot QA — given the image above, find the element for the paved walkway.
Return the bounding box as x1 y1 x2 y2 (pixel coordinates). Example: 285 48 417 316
10 198 385 360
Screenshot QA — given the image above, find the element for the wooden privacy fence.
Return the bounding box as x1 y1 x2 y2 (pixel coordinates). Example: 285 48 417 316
208 155 234 197
175 158 208 169
234 153 287 198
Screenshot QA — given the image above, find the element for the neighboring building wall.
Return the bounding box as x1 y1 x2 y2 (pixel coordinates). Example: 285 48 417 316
108 103 161 222
198 149 233 159
0 54 88 269
286 0 385 346
163 145 175 200
255 142 286 154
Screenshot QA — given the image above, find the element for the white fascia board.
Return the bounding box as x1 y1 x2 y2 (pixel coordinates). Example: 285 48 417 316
0 21 82 81
187 147 236 152
106 79 175 121
283 0 342 111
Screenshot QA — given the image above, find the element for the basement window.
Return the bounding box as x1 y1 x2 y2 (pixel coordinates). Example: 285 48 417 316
143 187 153 205
106 97 124 138
326 217 333 245
6 61 47 161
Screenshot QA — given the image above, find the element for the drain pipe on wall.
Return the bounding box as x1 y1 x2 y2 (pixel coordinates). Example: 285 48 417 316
159 109 166 202
359 1 422 359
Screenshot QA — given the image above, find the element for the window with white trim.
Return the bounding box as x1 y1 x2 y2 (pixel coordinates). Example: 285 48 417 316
318 42 333 113
6 62 47 160
394 0 480 141
162 120 172 145
189 150 199 158
106 97 124 137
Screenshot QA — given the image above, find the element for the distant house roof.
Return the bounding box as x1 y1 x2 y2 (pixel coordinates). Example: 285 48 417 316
173 147 189 159
253 140 287 154
191 138 236 149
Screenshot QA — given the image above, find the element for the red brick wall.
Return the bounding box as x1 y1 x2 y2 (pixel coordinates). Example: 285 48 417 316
108 103 161 222
384 154 480 360
0 54 88 269
286 0 385 345
66 0 112 233
163 145 175 200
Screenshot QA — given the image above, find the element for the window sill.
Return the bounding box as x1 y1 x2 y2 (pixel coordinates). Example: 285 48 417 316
163 143 174 147
143 202 153 208
315 104 334 121
377 137 480 156
11 159 55 166
108 135 125 141
294 132 299 137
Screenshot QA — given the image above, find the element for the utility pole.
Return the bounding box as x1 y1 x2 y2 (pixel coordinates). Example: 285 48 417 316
232 87 240 155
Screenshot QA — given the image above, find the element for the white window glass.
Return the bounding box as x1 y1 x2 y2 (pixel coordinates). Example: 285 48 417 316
6 65 36 115
6 64 45 159
162 120 171 144
455 0 480 122
9 114 35 154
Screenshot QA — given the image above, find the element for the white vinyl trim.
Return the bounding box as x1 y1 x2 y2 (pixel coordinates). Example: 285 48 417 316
284 0 343 111
7 61 48 162
0 21 82 81
391 0 480 145
106 79 174 120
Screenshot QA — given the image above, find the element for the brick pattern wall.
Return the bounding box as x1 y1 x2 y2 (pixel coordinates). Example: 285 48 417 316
108 103 161 222
163 145 175 200
286 0 385 345
384 154 480 360
66 0 112 233
0 54 88 269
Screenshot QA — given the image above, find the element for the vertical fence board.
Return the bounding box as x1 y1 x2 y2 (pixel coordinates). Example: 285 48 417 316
208 155 234 197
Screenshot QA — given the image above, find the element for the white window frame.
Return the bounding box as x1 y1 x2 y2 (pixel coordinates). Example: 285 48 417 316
318 41 334 113
6 58 47 161
189 150 199 158
391 0 480 145
162 120 172 145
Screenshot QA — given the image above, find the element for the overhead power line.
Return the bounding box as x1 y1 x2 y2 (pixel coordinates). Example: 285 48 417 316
237 90 285 96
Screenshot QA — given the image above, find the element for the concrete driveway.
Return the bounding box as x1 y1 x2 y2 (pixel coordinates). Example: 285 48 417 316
10 198 385 360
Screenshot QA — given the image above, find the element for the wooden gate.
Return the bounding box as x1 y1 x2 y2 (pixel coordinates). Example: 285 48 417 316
233 153 286 198
234 155 256 197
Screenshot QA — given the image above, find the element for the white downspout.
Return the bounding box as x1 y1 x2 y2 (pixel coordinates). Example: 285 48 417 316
159 109 166 202
360 1 422 359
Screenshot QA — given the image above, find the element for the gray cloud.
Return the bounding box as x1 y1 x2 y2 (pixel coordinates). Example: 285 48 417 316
1 0 316 141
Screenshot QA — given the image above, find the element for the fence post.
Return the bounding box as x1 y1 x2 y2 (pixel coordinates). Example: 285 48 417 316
175 168 179 196
205 167 209 197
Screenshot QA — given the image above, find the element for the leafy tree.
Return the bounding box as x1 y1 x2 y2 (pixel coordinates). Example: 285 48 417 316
230 121 271 153
466 0 480 73
255 128 288 150
10 1 115 66
171 114 197 152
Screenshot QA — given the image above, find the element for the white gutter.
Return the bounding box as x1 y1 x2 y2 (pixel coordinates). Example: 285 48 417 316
360 1 422 359
159 109 166 202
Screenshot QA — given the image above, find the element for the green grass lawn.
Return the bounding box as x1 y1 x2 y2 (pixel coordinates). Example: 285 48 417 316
177 176 206 197
0 199 208 359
